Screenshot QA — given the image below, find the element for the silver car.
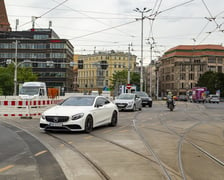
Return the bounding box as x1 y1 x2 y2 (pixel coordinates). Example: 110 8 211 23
206 94 220 103
114 93 142 111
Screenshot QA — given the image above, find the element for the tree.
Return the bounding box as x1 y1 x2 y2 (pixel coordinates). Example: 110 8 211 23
0 65 37 95
109 70 140 90
196 71 224 97
0 69 14 95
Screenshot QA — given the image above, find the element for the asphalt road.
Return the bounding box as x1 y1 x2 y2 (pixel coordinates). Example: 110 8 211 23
0 122 66 180
0 101 224 180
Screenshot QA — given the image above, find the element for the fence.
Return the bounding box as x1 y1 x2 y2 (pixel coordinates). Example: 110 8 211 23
0 99 62 118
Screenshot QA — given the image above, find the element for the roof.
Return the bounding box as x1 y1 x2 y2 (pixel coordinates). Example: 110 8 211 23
0 0 11 31
162 44 224 59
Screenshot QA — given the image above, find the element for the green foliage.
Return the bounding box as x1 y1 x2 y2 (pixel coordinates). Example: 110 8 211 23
0 67 14 95
0 65 37 95
18 67 38 83
109 70 140 90
197 71 224 96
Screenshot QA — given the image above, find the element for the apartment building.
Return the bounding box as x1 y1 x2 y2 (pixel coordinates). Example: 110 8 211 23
159 44 224 96
74 51 137 94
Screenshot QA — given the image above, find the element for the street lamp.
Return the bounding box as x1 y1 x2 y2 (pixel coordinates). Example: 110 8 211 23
127 43 132 87
134 8 151 92
6 58 32 96
155 61 161 100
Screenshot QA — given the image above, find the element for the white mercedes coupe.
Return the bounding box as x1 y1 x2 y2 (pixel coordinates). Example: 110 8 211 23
40 95 118 133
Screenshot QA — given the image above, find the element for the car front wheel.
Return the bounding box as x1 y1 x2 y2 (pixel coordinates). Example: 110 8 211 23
110 111 118 127
84 116 93 133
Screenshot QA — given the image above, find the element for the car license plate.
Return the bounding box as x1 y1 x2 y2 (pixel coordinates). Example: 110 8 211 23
49 122 63 127
118 104 125 107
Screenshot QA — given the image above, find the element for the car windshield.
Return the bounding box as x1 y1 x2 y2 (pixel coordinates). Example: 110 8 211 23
135 92 148 97
117 94 134 100
211 95 218 98
60 96 95 106
19 87 40 95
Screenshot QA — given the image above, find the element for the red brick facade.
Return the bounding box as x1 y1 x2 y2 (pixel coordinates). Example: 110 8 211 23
0 0 11 31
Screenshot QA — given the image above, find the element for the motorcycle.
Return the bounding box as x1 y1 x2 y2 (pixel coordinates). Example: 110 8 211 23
167 98 175 111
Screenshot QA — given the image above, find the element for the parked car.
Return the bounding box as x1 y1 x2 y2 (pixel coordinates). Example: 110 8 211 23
135 91 152 107
114 93 142 111
40 95 118 133
206 94 220 103
178 95 188 101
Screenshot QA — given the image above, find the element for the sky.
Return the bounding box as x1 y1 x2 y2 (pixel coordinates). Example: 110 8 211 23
4 0 224 65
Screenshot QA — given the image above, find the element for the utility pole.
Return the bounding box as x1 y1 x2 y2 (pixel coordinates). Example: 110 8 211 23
134 8 151 92
147 38 155 96
127 43 132 93
127 43 132 84
14 40 18 96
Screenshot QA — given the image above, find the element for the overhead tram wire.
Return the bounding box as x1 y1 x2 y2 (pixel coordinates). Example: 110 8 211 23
18 0 68 28
194 4 224 44
201 0 219 28
51 0 136 38
153 0 195 16
69 20 138 40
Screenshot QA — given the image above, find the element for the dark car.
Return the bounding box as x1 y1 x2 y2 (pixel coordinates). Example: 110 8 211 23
135 91 152 107
178 95 188 101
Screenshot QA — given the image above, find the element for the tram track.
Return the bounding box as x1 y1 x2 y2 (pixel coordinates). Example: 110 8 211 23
129 102 224 180
157 102 224 179
46 132 111 180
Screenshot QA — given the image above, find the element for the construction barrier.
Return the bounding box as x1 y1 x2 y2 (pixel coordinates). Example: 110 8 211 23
0 99 63 118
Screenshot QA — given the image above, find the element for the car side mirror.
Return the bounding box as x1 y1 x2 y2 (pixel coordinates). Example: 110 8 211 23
96 103 103 108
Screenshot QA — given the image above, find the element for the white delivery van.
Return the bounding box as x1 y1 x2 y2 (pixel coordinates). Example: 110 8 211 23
19 82 47 100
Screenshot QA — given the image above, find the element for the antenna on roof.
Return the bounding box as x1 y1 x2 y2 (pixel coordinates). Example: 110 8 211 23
31 16 37 29
49 21 52 29
15 19 19 31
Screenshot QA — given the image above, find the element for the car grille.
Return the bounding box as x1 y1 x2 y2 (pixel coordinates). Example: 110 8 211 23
45 116 69 123
116 103 128 108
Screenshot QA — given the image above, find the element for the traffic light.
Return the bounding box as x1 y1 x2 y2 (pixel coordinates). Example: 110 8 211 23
100 60 108 69
78 60 83 69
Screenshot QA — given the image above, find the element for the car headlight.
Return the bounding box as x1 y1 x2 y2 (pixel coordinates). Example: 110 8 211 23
72 113 84 120
41 114 46 120
127 101 134 105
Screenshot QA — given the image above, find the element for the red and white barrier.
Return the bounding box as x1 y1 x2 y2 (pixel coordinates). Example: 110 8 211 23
0 99 62 107
0 99 63 118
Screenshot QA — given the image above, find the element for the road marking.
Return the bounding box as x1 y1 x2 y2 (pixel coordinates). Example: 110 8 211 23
34 150 48 157
0 165 14 173
84 135 93 139
103 130 112 134
119 129 129 133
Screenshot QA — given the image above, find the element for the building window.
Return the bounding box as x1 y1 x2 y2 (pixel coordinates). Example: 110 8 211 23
208 57 216 63
181 83 184 89
34 34 49 39
217 57 223 64
208 66 216 71
180 73 185 80
218 66 222 73
189 73 194 80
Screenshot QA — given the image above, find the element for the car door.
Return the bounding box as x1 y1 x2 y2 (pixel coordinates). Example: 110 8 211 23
93 97 111 126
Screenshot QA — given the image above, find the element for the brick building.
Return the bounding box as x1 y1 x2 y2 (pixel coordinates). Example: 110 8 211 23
159 44 224 96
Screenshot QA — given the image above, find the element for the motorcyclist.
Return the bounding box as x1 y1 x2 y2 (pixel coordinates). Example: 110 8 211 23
166 91 175 107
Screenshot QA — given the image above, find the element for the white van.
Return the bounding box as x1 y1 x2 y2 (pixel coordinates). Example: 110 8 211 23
19 82 47 100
